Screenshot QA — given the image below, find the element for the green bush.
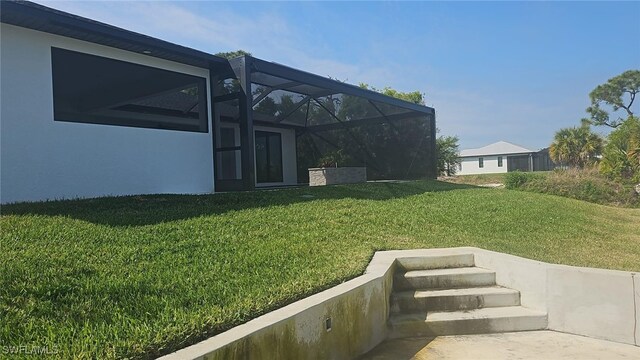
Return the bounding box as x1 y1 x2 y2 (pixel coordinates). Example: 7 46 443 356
317 149 352 168
507 168 639 207
504 171 541 189
599 116 640 183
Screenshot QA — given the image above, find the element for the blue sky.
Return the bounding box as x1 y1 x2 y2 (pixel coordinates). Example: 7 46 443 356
39 1 640 150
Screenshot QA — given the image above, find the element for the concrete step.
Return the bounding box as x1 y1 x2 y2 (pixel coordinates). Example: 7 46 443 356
396 253 475 271
390 286 521 313
389 306 548 339
394 267 496 291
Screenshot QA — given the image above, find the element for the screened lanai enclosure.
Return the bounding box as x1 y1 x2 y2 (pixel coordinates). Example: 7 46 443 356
210 55 436 191
0 1 437 203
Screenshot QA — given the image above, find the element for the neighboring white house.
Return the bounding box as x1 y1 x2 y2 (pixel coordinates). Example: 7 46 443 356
457 141 538 175
0 1 435 204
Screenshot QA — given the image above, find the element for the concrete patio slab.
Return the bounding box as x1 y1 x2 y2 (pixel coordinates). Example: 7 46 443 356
360 330 640 360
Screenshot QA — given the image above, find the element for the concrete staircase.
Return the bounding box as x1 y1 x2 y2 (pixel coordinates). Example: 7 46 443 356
389 254 547 338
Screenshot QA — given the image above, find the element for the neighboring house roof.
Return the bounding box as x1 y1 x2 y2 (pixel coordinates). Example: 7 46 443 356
459 141 534 157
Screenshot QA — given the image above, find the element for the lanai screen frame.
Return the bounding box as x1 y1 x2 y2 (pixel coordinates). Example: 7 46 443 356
210 55 437 191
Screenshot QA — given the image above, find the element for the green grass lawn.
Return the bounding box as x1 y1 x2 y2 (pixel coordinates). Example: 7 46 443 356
2 180 639 359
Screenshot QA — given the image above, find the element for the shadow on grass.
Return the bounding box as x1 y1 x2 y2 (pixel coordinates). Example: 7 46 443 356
2 180 477 227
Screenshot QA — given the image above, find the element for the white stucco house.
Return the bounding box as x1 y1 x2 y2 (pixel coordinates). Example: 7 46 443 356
0 1 436 204
457 141 554 175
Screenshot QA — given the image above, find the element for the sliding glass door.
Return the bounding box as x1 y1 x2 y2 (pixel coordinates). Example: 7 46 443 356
255 131 283 183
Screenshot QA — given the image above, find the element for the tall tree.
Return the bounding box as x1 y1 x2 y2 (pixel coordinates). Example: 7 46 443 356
549 125 603 168
360 83 425 105
214 50 252 59
585 70 640 128
436 135 460 176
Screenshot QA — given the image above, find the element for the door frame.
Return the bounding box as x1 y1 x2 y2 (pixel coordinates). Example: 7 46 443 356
255 130 284 184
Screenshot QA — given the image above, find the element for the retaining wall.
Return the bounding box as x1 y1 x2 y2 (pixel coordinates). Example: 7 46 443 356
160 247 639 359
160 254 396 360
472 248 639 345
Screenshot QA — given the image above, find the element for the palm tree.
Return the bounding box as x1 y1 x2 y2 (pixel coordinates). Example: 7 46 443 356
579 129 604 167
549 128 573 167
550 125 603 168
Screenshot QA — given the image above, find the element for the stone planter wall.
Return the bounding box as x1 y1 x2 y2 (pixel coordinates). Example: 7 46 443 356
308 167 367 186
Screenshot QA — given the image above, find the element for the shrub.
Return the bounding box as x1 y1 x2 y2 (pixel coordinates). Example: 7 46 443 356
317 150 352 168
504 171 541 189
599 116 640 183
507 168 639 207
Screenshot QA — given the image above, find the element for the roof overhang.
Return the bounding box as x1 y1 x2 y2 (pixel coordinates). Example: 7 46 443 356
0 1 228 69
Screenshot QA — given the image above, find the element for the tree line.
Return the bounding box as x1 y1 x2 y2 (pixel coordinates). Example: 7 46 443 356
549 70 640 183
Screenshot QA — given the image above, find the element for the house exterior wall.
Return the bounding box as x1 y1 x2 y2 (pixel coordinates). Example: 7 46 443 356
0 24 214 204
458 155 509 175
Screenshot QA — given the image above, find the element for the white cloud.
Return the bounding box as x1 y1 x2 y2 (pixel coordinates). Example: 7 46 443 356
36 1 395 87
38 1 289 53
